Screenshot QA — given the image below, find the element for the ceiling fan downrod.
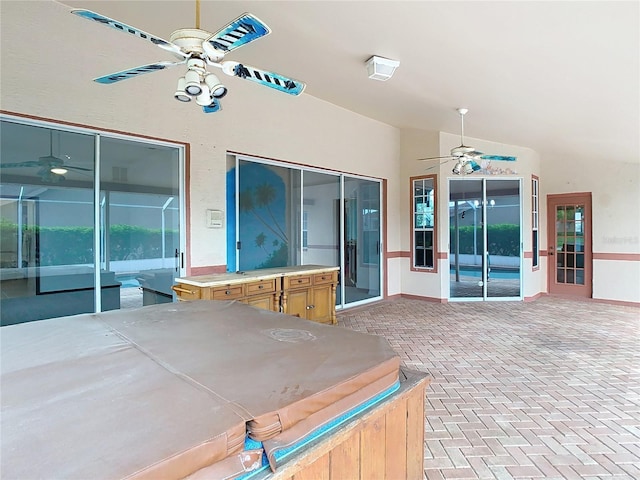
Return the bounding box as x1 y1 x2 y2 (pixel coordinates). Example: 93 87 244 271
457 107 468 146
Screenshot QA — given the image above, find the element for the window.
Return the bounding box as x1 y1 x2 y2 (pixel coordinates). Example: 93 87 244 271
412 175 436 270
532 175 539 269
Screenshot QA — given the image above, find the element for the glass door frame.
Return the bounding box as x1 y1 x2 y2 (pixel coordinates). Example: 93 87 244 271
0 113 187 314
546 192 592 297
448 177 523 302
340 174 383 308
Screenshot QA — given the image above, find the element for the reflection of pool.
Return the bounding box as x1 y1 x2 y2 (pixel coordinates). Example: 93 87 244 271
116 275 140 289
450 267 520 280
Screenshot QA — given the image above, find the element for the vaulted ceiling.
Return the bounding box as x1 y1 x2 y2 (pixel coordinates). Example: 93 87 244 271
52 1 640 166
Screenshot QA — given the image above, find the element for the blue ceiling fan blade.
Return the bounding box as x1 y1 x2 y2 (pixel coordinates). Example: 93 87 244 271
222 62 305 95
202 99 222 114
71 9 186 58
94 61 181 84
206 13 271 53
480 155 517 162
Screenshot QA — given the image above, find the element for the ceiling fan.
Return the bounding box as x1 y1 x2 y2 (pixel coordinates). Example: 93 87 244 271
0 130 91 182
418 108 517 175
68 0 305 113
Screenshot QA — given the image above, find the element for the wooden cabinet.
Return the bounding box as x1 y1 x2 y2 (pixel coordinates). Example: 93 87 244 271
173 276 280 312
282 270 338 324
172 266 339 324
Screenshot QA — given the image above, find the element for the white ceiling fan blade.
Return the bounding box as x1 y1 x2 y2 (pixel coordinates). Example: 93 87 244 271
94 61 183 84
221 61 305 95
205 13 271 55
423 158 458 172
417 155 454 162
71 9 187 58
462 150 485 160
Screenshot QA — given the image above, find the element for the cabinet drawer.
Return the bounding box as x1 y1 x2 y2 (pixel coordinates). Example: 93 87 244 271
172 284 201 301
314 272 336 285
212 285 244 300
246 278 277 296
288 275 312 288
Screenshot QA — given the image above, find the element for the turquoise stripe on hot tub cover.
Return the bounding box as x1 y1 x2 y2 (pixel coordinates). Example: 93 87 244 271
237 379 401 479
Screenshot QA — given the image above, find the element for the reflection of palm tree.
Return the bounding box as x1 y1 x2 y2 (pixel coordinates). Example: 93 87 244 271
255 232 268 253
255 183 288 242
239 189 287 244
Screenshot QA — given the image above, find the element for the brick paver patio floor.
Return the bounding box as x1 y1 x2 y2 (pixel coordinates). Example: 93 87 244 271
337 296 640 479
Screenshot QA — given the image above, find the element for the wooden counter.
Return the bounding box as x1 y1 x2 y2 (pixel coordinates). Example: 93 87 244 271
172 265 340 324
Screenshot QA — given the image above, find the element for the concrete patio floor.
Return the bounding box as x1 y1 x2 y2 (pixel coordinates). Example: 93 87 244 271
337 297 640 479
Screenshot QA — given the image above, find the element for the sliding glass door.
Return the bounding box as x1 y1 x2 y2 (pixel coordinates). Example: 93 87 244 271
227 156 382 308
486 180 521 298
0 117 185 326
343 177 381 304
449 178 521 300
100 136 182 309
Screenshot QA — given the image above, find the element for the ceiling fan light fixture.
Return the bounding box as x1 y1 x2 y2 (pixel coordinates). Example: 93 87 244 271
463 162 474 175
452 161 464 175
50 166 68 175
174 77 191 102
366 55 400 81
184 69 203 96
195 84 212 106
204 73 227 99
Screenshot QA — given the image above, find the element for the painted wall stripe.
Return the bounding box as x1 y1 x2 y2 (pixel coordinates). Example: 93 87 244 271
593 253 640 261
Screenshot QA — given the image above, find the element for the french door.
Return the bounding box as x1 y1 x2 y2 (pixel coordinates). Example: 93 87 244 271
547 193 592 297
449 178 522 300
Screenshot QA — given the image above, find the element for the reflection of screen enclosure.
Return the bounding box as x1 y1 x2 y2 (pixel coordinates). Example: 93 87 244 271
0 120 183 326
449 179 521 299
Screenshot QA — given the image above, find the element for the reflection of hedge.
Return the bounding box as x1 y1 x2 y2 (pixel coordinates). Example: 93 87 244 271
450 224 520 257
0 222 178 266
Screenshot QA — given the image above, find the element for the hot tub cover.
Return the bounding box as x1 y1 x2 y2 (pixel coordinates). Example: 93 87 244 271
1 300 400 479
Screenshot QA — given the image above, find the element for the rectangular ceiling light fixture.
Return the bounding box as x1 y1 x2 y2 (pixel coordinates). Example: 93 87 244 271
366 55 400 81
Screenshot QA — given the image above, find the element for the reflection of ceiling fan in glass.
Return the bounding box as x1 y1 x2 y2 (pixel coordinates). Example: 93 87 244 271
418 108 517 175
0 130 91 182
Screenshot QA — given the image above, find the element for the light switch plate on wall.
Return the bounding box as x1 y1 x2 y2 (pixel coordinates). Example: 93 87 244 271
206 209 223 228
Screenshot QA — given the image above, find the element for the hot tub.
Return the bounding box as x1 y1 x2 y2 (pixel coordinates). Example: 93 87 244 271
1 300 428 479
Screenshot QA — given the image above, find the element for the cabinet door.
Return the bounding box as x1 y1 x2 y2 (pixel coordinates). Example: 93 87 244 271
309 284 333 324
244 295 276 311
287 289 311 319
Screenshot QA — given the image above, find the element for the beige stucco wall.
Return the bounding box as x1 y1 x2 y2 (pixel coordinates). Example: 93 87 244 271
397 128 442 298
1 1 400 273
542 156 640 303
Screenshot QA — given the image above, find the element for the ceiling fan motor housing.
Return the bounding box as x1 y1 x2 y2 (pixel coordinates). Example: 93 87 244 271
169 29 216 59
